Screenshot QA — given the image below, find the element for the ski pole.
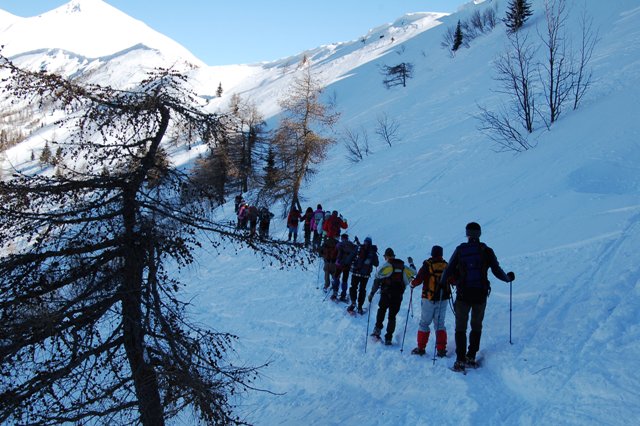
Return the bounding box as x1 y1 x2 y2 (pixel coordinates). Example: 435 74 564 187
365 299 372 353
432 286 444 365
400 287 413 353
365 267 379 353
410 292 415 318
322 287 331 302
316 259 322 289
509 280 513 345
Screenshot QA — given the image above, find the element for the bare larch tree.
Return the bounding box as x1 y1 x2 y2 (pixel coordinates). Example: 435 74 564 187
0 55 304 426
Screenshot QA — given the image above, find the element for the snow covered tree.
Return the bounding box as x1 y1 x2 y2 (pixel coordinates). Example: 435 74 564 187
504 0 533 33
216 81 223 97
0 55 303 426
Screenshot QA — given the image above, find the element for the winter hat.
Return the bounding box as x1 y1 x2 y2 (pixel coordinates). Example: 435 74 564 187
384 247 395 257
341 234 349 240
431 245 443 257
317 204 322 210
364 236 372 244
465 222 482 238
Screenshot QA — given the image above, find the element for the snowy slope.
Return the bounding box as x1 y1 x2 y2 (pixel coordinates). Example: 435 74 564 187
2 0 640 425
179 1 640 425
192 11 448 118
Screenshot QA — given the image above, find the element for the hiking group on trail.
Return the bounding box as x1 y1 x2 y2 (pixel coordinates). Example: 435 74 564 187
309 206 516 373
233 196 516 373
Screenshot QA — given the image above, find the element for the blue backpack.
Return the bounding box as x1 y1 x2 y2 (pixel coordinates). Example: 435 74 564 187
456 242 488 291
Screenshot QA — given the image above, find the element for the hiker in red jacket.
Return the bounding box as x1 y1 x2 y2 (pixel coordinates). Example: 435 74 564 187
322 210 348 239
287 207 302 242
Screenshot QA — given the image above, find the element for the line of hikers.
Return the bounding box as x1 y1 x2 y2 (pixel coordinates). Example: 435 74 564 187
234 196 517 372
235 195 275 239
313 215 516 373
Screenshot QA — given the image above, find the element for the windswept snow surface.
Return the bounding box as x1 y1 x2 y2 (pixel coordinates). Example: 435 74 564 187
2 0 640 425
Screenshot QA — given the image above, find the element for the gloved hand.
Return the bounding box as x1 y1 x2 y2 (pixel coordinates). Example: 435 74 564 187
507 271 515 282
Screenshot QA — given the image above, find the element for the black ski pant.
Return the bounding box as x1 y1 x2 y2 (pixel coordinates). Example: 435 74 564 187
375 290 404 341
454 298 486 362
323 262 336 289
312 230 322 250
303 225 311 247
332 265 349 298
349 274 370 308
259 221 270 238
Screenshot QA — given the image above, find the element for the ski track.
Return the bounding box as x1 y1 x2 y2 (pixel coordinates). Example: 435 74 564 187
496 212 640 424
4 1 640 425
177 197 640 426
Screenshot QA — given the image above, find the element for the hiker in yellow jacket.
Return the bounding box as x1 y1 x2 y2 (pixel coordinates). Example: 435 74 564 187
368 248 416 345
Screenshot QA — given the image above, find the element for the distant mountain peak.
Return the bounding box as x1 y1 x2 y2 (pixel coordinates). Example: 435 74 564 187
0 0 203 67
47 0 115 17
67 1 83 14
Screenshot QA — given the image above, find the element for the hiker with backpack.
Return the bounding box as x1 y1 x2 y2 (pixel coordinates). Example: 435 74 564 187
310 204 325 250
368 248 416 345
319 236 338 292
331 234 357 302
286 201 302 243
347 236 379 314
247 205 259 237
441 222 515 372
234 194 243 214
409 245 451 357
237 203 249 230
258 207 274 238
301 207 314 247
322 210 348 240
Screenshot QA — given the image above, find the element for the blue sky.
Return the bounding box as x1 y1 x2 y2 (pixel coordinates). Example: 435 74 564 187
0 0 464 65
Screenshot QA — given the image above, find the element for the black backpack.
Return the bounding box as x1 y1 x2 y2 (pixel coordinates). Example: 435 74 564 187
457 242 488 291
382 258 405 292
338 241 356 266
353 244 379 275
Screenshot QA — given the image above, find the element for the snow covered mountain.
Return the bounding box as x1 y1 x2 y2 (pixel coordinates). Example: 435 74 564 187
0 0 203 66
2 0 640 425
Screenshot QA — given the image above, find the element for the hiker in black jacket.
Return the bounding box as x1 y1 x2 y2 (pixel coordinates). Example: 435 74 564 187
441 222 515 372
347 237 379 314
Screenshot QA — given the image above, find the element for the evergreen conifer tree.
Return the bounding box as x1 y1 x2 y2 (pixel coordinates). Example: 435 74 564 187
39 141 51 165
452 20 464 51
504 0 533 33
